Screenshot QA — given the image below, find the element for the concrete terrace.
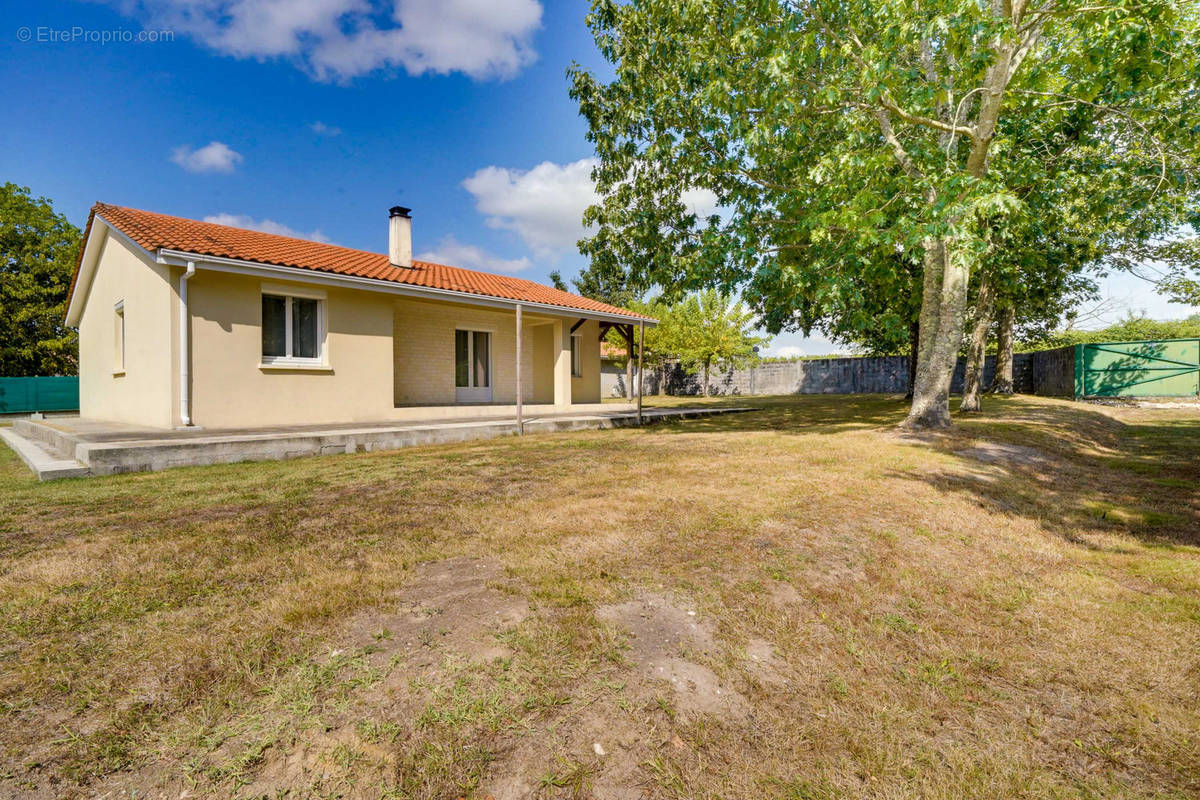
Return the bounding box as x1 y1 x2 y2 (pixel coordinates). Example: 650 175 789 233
2 405 753 480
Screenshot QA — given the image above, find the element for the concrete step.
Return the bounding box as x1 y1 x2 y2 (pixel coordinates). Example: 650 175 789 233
0 428 90 480
12 418 79 460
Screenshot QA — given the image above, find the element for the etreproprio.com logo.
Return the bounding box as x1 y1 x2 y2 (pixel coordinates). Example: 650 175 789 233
17 26 174 44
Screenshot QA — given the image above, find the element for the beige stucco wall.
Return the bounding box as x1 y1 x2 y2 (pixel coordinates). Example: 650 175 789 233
189 271 396 428
570 319 602 404
79 240 615 428
77 231 177 428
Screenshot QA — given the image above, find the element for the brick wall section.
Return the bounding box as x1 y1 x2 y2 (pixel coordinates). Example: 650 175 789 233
392 297 541 405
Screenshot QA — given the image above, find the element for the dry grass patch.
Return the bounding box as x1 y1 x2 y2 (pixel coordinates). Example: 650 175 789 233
0 395 1198 798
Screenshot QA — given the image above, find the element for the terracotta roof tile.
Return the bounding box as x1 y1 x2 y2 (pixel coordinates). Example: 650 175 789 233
73 203 653 321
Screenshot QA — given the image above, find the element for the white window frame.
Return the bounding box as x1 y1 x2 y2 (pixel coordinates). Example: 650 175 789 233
260 285 327 368
570 332 583 378
113 300 125 375
454 327 494 403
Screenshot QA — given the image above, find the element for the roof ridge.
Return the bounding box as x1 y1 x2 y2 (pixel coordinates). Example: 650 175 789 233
94 202 384 259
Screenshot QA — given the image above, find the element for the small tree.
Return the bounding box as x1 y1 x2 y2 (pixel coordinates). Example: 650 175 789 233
670 291 767 395
0 184 81 376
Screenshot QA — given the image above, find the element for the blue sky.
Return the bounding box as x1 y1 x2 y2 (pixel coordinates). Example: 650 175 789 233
1 1 1193 357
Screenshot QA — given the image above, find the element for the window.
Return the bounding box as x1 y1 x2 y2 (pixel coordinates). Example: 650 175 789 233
262 292 324 364
455 329 491 388
570 333 582 378
114 301 125 373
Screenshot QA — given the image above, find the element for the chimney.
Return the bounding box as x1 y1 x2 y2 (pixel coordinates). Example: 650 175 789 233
389 206 412 268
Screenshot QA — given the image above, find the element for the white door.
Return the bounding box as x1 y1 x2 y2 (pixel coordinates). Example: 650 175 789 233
455 329 493 403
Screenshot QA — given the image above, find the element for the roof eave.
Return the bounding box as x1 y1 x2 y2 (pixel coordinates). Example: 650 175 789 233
154 248 657 326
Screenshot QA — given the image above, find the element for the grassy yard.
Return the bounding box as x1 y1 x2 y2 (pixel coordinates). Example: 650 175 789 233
1 395 1198 799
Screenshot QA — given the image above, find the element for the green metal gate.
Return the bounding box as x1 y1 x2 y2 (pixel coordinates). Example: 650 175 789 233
1075 339 1200 398
0 377 80 413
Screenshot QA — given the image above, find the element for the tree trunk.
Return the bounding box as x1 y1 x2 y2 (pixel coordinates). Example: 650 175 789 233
903 238 972 429
959 274 996 412
905 319 919 401
990 305 1015 394
702 359 711 396
657 363 666 396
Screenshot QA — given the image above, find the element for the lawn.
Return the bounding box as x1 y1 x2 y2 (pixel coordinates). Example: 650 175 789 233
1 395 1198 799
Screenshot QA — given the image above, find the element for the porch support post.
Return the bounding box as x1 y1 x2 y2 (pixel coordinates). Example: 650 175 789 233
553 319 571 409
637 320 645 425
515 303 523 435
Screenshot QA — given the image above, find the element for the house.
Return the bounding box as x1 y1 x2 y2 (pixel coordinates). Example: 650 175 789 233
65 203 654 429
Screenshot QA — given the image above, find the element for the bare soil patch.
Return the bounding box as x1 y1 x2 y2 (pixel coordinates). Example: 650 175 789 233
956 440 1054 466
240 557 531 797
344 555 530 666
597 592 749 719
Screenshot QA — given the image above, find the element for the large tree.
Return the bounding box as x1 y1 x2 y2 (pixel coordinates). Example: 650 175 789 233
571 0 1200 428
0 183 81 376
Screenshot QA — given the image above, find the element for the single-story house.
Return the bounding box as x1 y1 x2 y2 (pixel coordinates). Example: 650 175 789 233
65 203 654 429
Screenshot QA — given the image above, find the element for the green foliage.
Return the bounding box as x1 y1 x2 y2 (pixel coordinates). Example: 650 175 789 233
570 259 646 309
809 252 922 357
608 292 768 388
664 290 768 389
1021 313 1200 351
1 184 81 376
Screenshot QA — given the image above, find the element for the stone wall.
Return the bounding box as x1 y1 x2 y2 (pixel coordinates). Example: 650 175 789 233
1027 346 1076 397
648 348 1074 397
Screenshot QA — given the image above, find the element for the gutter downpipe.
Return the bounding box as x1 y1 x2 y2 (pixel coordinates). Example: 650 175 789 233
179 260 195 427
515 303 523 435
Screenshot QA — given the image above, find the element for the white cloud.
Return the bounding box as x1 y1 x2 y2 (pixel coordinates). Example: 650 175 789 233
767 345 807 359
462 158 599 257
417 236 532 273
110 0 542 81
309 121 342 136
461 158 724 258
681 187 721 220
203 213 331 243
170 141 243 173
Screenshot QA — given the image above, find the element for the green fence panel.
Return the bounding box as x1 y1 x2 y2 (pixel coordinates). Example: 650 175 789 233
0 377 80 413
1076 339 1200 398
